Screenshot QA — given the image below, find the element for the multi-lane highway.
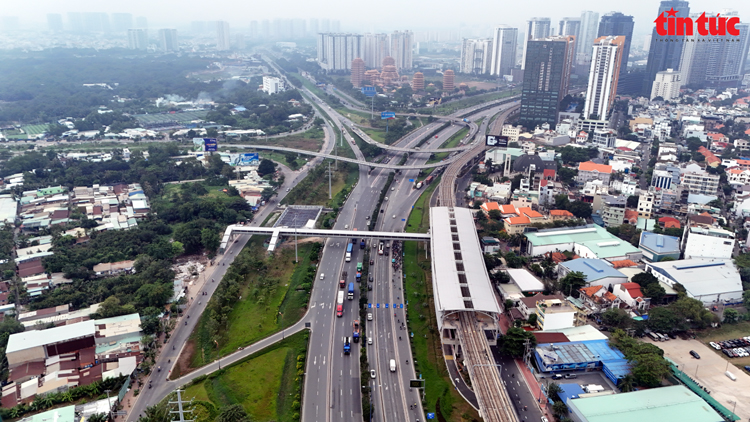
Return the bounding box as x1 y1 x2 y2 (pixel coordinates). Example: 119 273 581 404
128 54 517 422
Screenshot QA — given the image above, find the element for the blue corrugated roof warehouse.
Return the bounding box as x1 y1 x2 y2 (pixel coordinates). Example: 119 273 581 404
534 339 629 383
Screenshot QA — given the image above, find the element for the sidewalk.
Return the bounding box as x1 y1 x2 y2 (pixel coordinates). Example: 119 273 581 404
515 358 554 421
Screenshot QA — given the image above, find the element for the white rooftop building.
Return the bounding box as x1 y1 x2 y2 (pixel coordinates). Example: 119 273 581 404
645 259 743 305
430 207 501 345
681 226 735 260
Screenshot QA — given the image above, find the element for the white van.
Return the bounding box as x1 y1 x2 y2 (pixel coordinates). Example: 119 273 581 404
320 273 325 280
389 359 396 372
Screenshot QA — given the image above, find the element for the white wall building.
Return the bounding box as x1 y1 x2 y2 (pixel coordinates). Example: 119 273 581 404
490 25 518 77
682 227 736 260
650 68 681 101
317 33 364 72
583 36 625 121
460 38 493 74
216 21 231 51
389 30 413 70
262 76 285 95
680 168 720 195
646 259 743 305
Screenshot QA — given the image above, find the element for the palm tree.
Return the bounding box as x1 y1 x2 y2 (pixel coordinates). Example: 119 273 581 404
618 374 636 392
60 391 74 403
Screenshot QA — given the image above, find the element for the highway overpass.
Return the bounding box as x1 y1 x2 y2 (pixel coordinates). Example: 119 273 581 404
219 224 430 253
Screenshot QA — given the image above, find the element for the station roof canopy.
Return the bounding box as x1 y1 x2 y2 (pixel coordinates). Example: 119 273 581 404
430 207 501 315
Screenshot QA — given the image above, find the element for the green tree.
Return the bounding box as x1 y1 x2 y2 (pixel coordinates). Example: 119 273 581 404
547 382 563 401
261 187 276 201
257 159 276 176
630 351 670 387
744 290 750 309
647 306 679 333
88 413 108 422
560 271 586 296
643 283 666 304
201 228 220 253
488 209 502 221
617 374 636 392
498 327 536 357
723 308 739 324
553 401 568 418
138 402 171 422
527 313 538 327
626 195 639 208
171 241 185 257
686 137 703 152
216 404 250 422
601 308 630 329
568 201 592 219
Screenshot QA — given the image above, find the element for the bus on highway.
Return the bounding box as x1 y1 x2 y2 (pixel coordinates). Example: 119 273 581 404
336 291 344 317
346 242 353 262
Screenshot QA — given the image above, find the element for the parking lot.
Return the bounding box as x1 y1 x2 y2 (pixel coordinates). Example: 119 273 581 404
645 337 750 420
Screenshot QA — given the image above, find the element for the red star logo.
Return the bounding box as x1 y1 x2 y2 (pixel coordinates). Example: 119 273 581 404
665 7 678 17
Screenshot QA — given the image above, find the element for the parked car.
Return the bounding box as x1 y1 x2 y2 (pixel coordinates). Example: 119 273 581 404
564 373 577 379
552 374 563 380
690 350 700 359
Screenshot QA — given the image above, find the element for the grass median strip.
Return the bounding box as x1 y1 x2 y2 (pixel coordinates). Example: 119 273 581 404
183 330 309 422
177 237 319 374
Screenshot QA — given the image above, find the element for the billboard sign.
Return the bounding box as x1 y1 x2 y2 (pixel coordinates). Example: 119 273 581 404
381 111 396 120
240 153 259 165
485 135 508 148
361 86 376 98
203 138 218 151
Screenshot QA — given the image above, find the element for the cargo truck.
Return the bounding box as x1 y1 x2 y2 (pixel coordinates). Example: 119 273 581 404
344 336 351 354
353 320 360 342
347 283 354 300
360 238 366 249
345 242 353 262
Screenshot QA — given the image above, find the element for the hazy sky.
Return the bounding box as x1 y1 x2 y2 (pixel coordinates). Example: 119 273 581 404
7 0 750 38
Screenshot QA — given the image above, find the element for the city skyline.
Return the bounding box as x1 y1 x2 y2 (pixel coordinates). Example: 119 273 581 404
5 0 750 38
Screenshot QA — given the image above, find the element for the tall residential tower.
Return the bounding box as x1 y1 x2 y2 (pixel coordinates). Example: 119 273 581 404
597 12 634 80
583 36 626 121
490 25 518 77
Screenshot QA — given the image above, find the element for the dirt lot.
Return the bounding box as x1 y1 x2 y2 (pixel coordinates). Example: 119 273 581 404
645 337 750 420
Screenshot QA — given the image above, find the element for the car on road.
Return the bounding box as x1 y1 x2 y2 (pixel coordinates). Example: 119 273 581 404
552 374 563 380
367 313 373 321
541 417 549 422
320 273 325 280
368 337 373 345
392 214 396 219
745 366 750 373
564 373 577 379
370 369 376 379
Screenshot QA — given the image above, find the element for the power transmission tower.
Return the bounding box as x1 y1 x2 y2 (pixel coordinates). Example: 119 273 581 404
169 390 194 422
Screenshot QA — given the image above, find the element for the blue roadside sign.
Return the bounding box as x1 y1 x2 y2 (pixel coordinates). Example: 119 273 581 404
427 413 435 419
361 86 376 97
381 111 396 119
